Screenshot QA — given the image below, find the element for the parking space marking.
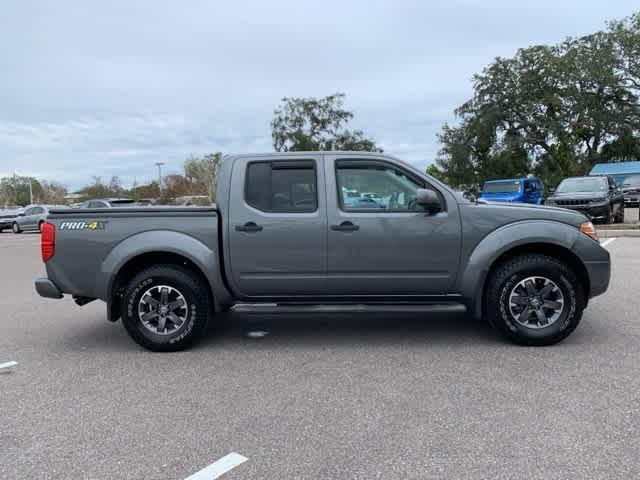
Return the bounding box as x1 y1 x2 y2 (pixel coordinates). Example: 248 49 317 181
184 453 248 480
0 360 18 370
600 238 617 248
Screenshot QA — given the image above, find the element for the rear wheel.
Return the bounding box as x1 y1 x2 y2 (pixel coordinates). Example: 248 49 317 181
604 206 613 224
12 222 21 234
121 265 211 351
484 254 585 346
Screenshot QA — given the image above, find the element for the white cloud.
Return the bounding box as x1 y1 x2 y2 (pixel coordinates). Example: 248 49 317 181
0 0 637 189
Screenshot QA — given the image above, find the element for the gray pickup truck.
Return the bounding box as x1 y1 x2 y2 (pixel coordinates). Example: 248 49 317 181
35 152 611 351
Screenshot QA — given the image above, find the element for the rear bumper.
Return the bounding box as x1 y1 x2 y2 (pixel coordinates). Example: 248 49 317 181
35 278 63 299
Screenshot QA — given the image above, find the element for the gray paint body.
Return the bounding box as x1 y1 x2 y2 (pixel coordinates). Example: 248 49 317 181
40 152 610 320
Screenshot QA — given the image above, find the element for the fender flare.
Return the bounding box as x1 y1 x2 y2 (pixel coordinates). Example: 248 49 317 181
99 230 223 319
460 220 582 320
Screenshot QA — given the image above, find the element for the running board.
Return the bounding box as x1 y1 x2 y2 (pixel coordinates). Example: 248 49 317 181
231 303 467 314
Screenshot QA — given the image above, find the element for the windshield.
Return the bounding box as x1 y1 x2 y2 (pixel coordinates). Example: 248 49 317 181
482 181 521 193
556 177 606 193
623 175 640 186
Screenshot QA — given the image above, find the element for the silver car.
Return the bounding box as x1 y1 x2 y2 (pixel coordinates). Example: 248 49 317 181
13 205 68 233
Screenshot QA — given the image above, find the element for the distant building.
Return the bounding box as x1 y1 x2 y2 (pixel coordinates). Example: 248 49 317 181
64 193 83 202
590 161 640 185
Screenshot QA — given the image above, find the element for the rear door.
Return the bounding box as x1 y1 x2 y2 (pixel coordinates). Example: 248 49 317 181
227 155 327 297
325 155 461 295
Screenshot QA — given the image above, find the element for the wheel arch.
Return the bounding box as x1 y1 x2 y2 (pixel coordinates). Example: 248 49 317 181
101 230 224 322
107 251 216 322
461 221 589 320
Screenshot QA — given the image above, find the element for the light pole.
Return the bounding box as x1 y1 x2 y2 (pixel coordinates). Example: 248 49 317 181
155 162 165 193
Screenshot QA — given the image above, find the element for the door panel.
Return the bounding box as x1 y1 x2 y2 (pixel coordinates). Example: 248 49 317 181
227 156 327 297
325 156 461 295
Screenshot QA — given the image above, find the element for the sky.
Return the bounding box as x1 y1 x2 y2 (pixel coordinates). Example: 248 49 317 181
0 1 638 191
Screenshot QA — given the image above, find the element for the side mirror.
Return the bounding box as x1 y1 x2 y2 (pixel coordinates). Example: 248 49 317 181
416 188 441 212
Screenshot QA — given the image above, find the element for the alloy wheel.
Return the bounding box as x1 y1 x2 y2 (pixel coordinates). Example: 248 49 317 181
137 285 188 335
508 276 565 329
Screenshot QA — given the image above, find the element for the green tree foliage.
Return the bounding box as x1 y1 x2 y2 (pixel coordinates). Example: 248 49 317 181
436 12 640 192
75 176 124 202
0 175 67 206
271 93 382 152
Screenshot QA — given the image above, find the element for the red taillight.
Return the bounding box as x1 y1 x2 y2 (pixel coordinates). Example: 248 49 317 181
41 222 56 262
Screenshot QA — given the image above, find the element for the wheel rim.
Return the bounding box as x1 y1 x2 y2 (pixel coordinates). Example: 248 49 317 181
13 224 18 233
508 276 565 329
137 285 188 335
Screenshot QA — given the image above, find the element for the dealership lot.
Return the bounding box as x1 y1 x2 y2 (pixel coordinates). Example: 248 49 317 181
1 233 639 479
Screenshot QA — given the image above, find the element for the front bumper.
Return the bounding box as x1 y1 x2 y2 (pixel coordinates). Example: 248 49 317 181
35 278 63 299
550 202 610 220
573 233 611 299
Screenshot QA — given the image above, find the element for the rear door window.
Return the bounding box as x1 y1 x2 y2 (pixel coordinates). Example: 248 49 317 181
245 161 317 213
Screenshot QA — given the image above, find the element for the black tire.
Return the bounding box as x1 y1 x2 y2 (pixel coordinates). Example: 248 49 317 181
121 265 211 352
484 254 585 346
614 205 625 223
38 221 44 233
12 222 21 234
604 206 613 224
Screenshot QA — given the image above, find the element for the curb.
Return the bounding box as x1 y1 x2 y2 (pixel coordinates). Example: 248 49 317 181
597 229 640 238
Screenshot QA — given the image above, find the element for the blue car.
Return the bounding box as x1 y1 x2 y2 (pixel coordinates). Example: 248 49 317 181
479 177 544 205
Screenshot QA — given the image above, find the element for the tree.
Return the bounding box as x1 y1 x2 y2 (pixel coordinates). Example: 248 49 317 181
39 181 67 204
184 153 222 202
436 12 640 192
76 176 123 201
271 93 382 152
0 176 42 206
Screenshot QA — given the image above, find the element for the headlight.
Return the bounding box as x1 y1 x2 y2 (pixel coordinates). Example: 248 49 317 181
580 221 598 241
591 197 607 203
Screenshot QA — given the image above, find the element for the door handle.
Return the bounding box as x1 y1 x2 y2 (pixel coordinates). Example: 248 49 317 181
331 221 360 232
235 222 263 233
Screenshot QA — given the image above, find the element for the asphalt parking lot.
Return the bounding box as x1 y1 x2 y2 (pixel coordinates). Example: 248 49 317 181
1 232 639 480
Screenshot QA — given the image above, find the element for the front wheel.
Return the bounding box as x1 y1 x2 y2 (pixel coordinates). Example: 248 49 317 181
121 265 211 351
614 205 625 223
12 222 21 234
484 254 585 346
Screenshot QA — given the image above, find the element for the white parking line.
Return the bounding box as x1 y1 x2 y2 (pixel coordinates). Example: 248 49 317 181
600 238 617 248
184 453 248 480
0 361 18 370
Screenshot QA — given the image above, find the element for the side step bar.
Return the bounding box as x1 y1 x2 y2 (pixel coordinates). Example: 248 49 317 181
231 303 467 314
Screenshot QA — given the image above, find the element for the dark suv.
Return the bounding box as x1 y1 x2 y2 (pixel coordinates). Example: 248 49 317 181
622 174 640 207
545 175 624 223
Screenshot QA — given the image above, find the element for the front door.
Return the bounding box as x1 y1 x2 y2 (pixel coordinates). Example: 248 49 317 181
325 155 461 296
20 207 37 229
227 155 327 297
